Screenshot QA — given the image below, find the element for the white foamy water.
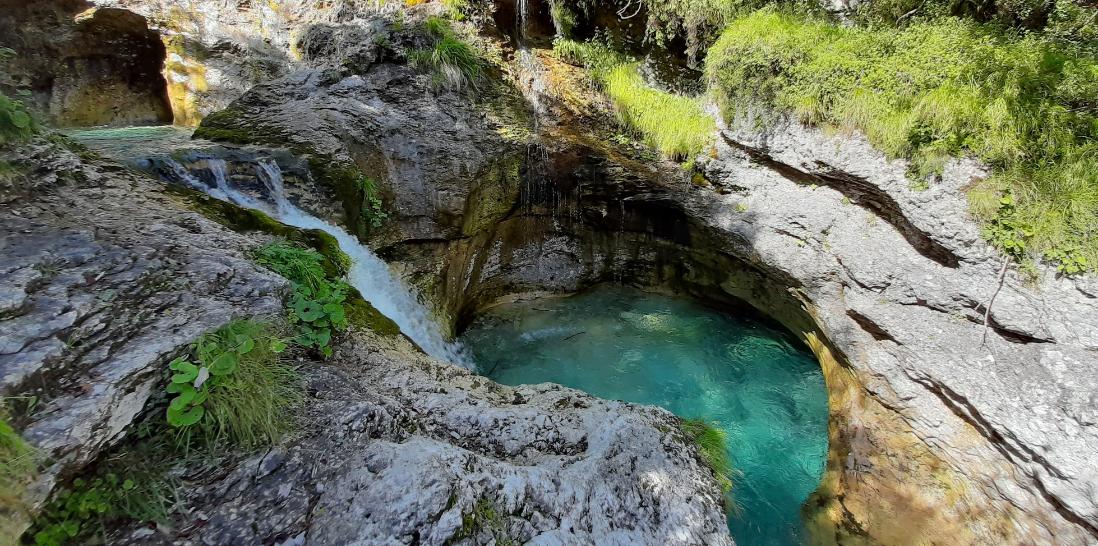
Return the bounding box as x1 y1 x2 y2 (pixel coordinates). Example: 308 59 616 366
171 157 472 367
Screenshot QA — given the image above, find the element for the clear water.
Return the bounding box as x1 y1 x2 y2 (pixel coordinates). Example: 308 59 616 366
65 125 209 164
461 286 829 545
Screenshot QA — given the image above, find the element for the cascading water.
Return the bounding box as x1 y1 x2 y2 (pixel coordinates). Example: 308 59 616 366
174 156 472 367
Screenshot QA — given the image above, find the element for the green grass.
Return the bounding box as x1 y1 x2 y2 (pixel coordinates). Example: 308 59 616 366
1 406 36 542
171 321 301 449
679 418 733 493
0 92 35 145
554 38 715 160
254 241 330 293
409 16 484 91
706 10 1098 272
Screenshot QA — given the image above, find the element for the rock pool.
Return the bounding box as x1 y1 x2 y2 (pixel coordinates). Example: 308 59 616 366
461 285 829 545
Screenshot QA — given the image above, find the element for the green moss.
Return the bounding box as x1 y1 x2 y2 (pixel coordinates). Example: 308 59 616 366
706 10 1098 272
679 418 733 493
450 498 514 545
346 297 402 336
461 154 523 236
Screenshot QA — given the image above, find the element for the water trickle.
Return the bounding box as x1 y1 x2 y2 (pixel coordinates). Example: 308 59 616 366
200 158 473 367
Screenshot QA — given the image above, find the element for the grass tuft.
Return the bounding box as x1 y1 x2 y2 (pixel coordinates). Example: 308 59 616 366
409 16 483 92
679 417 734 493
706 10 1098 272
554 38 715 160
254 241 329 294
172 321 301 450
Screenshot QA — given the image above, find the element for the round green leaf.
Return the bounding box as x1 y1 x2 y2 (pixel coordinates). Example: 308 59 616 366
10 109 30 129
167 404 205 427
208 351 238 375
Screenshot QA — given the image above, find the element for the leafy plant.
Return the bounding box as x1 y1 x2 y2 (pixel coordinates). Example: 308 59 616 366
356 175 388 229
0 92 35 145
164 321 298 448
289 282 349 357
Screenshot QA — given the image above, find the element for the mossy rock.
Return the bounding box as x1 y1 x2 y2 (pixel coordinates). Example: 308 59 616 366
345 296 402 337
168 185 348 279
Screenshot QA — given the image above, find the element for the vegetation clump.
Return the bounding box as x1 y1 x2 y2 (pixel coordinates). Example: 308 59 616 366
254 241 352 357
356 175 389 229
409 16 484 91
554 38 715 160
30 466 176 546
1 405 36 541
164 320 300 448
0 48 36 144
706 10 1098 272
679 418 734 493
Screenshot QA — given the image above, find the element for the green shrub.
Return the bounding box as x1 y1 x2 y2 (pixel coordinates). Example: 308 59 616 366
409 16 483 91
254 241 352 357
706 10 1098 272
30 468 176 546
554 38 715 160
165 320 299 448
356 175 389 229
0 92 35 145
679 418 733 493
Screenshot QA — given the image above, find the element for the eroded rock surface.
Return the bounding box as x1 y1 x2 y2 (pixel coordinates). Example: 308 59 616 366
0 138 286 505
115 331 732 546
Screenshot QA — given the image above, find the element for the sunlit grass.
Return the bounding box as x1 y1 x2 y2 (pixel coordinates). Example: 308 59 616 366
706 10 1098 272
554 38 715 160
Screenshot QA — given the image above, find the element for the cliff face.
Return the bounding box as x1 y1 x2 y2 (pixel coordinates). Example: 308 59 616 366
0 1 173 126
3 0 1097 545
179 4 1098 545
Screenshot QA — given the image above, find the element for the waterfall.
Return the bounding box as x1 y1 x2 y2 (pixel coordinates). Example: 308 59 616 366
517 0 528 40
179 157 472 367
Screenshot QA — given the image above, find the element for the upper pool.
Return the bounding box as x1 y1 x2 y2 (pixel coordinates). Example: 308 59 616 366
460 285 829 545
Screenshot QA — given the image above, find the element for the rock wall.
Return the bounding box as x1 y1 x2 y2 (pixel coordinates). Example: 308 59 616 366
187 7 1098 544
87 0 395 125
0 1 173 126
